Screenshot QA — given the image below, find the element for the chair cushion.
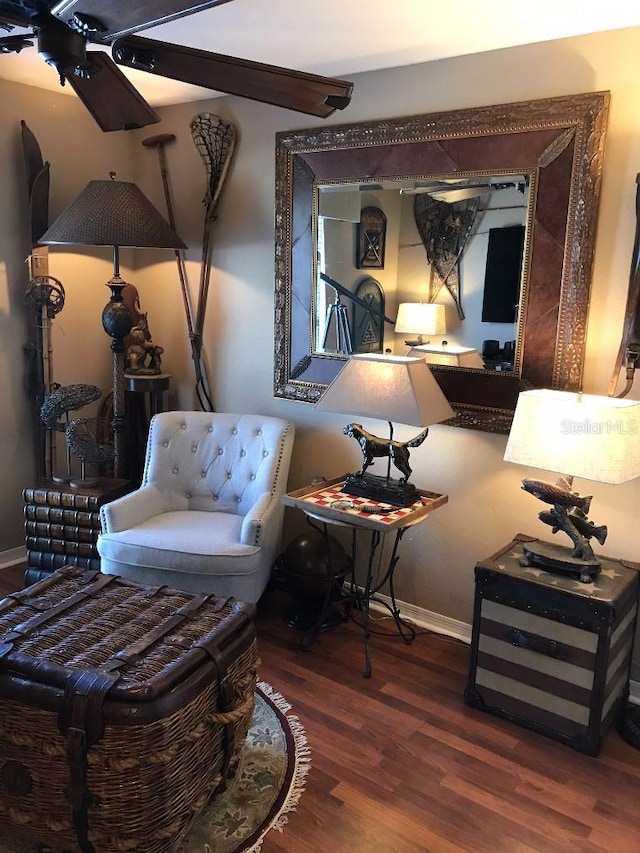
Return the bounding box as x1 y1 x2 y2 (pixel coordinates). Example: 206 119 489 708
97 510 261 577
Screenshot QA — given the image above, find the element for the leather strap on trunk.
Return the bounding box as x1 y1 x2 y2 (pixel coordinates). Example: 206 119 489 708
0 572 116 661
194 607 255 778
3 575 253 851
54 593 216 851
59 668 122 853
55 592 251 850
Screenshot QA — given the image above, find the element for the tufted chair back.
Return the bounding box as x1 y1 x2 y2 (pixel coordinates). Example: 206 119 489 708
97 411 295 602
144 412 291 516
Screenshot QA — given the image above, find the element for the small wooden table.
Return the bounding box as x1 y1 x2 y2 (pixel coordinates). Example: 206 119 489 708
124 373 171 483
124 373 171 417
282 476 448 676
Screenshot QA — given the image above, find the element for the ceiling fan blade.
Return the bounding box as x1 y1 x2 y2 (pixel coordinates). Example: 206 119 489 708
113 35 353 117
51 0 233 42
427 186 493 202
66 52 160 132
0 33 34 52
0 9 32 28
1 0 59 25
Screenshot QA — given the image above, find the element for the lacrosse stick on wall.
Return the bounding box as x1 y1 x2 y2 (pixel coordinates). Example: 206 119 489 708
190 113 237 410
142 113 237 412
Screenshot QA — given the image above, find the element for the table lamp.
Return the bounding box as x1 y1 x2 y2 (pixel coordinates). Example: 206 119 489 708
409 342 485 369
395 302 446 346
315 353 454 506
39 174 186 480
504 389 640 582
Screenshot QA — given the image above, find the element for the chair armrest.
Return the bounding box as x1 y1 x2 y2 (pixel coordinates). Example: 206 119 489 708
240 492 280 546
100 484 164 533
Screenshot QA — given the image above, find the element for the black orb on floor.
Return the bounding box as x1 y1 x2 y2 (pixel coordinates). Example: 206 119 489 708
277 530 352 633
618 703 640 749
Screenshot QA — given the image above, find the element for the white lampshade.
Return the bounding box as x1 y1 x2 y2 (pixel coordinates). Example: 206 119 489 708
504 389 640 484
315 353 454 427
409 343 484 368
395 303 446 337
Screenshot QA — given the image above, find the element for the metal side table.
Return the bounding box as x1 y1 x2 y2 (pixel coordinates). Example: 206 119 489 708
282 476 448 677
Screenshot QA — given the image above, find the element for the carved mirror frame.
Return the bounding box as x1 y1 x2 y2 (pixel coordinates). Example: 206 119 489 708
274 92 609 432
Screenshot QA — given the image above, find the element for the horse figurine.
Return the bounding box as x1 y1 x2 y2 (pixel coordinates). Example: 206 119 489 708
343 423 430 483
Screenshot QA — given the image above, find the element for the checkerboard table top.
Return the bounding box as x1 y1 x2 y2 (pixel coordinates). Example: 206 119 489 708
282 476 448 531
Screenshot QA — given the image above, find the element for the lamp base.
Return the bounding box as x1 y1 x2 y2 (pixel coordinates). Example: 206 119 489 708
341 473 421 507
69 477 99 489
520 541 601 583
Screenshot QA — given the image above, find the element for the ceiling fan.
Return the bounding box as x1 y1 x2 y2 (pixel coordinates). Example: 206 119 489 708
0 0 354 132
400 178 528 200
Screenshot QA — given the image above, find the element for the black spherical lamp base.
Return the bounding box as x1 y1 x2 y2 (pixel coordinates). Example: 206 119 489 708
102 280 133 342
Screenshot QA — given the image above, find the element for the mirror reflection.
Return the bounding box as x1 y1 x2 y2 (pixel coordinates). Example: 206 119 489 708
315 174 529 372
274 92 609 433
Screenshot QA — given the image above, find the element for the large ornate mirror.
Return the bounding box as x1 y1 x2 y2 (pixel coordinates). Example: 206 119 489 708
274 92 609 432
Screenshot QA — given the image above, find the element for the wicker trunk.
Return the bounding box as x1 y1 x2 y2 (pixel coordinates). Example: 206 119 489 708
0 567 258 852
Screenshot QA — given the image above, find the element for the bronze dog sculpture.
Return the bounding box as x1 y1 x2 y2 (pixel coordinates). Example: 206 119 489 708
343 423 430 482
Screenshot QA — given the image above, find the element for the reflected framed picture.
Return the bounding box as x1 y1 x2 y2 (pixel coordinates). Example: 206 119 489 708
352 276 385 353
357 206 386 269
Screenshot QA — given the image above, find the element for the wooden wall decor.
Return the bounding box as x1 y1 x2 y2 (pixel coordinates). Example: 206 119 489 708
357 206 386 269
352 277 385 353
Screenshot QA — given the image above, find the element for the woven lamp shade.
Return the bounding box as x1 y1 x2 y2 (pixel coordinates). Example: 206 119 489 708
39 179 186 249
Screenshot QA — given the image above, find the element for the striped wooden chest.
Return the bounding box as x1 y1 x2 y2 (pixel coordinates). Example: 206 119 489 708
465 534 640 755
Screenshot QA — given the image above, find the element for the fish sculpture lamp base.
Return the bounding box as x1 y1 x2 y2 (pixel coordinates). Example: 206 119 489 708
520 540 601 583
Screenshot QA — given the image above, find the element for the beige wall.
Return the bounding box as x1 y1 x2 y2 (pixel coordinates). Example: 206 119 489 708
0 82 137 550
2 27 640 668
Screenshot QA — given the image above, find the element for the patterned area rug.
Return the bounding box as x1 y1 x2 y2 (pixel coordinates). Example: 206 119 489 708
0 682 310 853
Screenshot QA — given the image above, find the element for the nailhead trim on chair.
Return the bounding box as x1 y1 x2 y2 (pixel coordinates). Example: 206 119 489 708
141 415 294 527
250 420 293 545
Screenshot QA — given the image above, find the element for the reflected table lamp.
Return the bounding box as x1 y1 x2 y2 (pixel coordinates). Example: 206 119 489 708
503 389 640 582
315 353 454 506
39 174 186 480
409 342 485 369
395 302 446 346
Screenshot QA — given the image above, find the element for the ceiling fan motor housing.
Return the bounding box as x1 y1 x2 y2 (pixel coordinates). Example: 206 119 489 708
37 16 86 80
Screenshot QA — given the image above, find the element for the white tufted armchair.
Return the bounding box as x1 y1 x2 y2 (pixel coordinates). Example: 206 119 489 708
97 411 295 603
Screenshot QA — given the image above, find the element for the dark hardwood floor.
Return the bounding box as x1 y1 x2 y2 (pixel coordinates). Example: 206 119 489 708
2 565 640 852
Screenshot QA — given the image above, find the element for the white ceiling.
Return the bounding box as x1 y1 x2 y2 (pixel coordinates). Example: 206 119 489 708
1 0 640 108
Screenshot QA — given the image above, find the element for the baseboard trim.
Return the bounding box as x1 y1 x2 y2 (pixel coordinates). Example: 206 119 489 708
369 590 472 645
0 547 26 570
369 591 640 700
